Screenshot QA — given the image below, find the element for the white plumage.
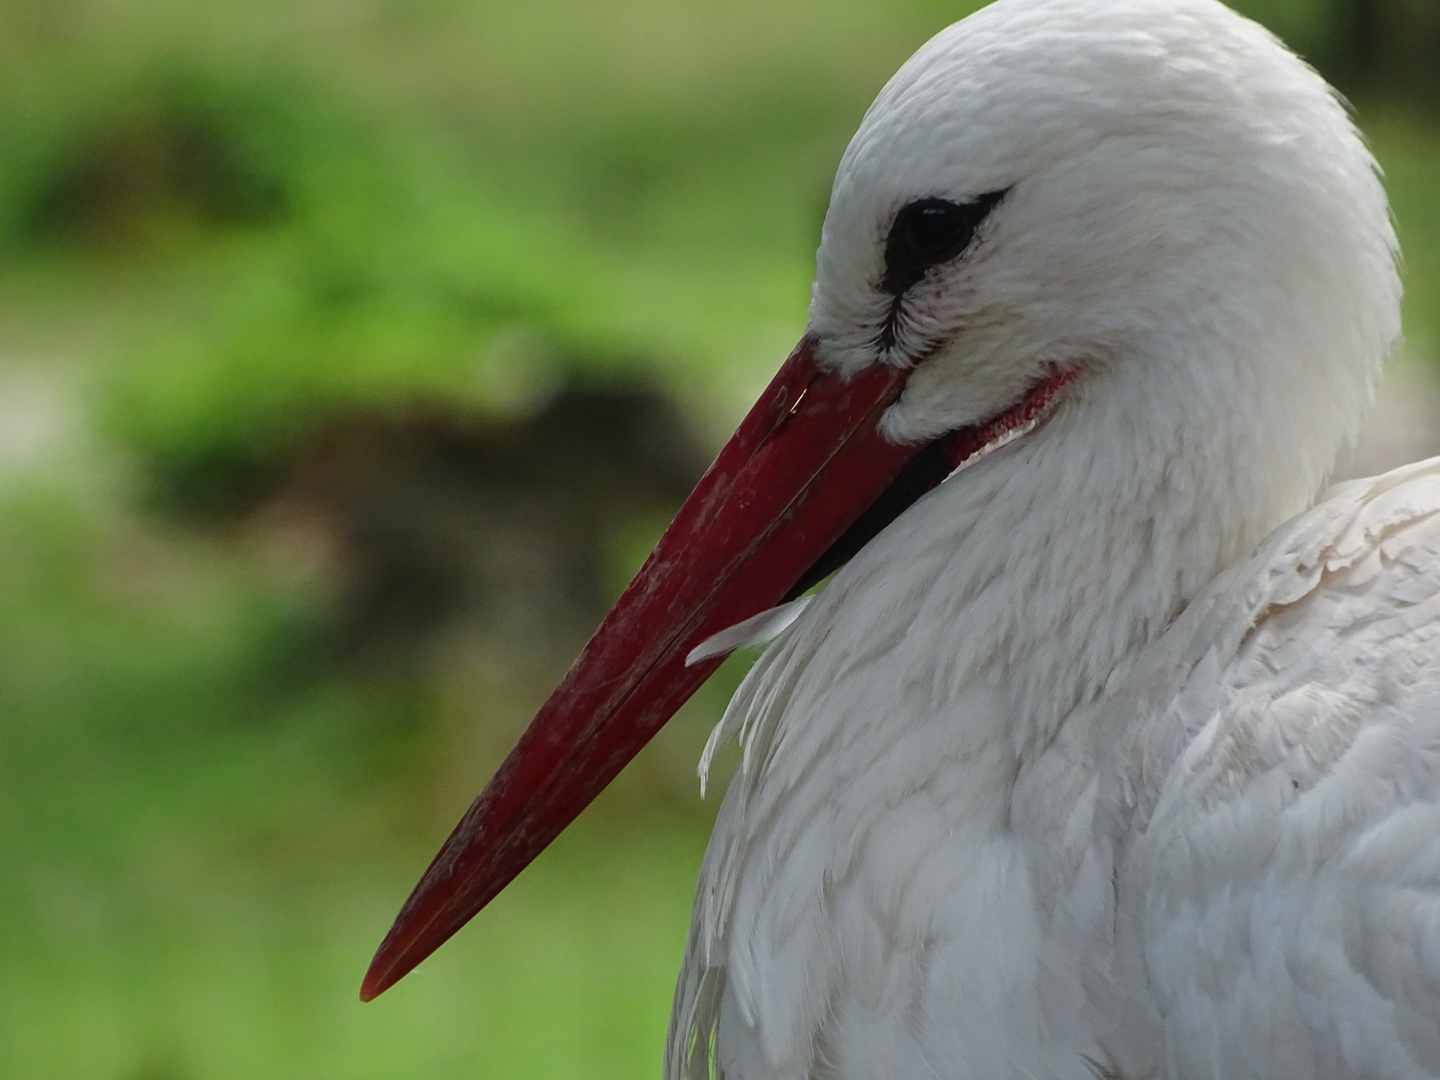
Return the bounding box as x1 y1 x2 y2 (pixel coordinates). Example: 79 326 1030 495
665 1 1440 1077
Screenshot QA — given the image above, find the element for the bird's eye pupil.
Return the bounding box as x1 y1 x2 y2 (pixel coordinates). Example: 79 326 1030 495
881 190 1008 297
906 205 970 257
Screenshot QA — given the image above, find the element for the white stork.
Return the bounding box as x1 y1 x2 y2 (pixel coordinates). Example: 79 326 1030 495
360 0 1440 1076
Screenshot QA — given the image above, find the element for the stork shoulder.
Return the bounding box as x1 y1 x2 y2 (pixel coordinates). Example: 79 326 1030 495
1116 455 1440 1079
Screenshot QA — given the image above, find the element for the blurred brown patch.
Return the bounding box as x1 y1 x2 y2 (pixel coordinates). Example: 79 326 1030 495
244 383 710 670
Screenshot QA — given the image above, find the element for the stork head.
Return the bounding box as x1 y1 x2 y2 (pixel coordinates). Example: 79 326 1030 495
361 0 1400 1000
815 0 1397 463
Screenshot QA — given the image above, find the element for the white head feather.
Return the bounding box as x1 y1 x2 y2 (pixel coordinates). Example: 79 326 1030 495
813 0 1397 458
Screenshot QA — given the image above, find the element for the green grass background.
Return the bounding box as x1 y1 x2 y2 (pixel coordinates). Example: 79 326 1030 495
1 1 1438 1077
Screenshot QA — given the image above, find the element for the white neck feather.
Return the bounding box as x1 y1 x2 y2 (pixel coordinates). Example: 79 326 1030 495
762 324 1366 774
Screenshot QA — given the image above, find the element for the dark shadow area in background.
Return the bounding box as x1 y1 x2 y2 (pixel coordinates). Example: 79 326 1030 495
190 382 710 673
1320 0 1440 105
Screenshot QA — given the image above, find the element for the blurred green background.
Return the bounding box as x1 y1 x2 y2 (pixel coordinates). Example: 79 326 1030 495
1 1 1438 1077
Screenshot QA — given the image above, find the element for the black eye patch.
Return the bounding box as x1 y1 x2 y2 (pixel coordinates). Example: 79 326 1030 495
881 190 1009 296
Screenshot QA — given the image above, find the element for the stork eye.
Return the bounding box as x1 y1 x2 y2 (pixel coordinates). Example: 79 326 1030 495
904 203 974 257
881 191 1008 296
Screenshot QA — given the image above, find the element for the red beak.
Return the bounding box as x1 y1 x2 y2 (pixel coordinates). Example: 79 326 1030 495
361 336 972 1002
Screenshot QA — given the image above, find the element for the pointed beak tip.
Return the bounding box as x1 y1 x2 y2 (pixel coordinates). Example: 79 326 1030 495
360 923 435 1002
359 942 405 1002
358 958 390 1002
359 888 454 1003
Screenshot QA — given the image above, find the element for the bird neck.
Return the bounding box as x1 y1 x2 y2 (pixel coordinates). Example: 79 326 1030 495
808 339 1363 757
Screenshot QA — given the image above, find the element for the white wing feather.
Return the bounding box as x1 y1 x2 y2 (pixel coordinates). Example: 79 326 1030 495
1118 457 1440 1080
